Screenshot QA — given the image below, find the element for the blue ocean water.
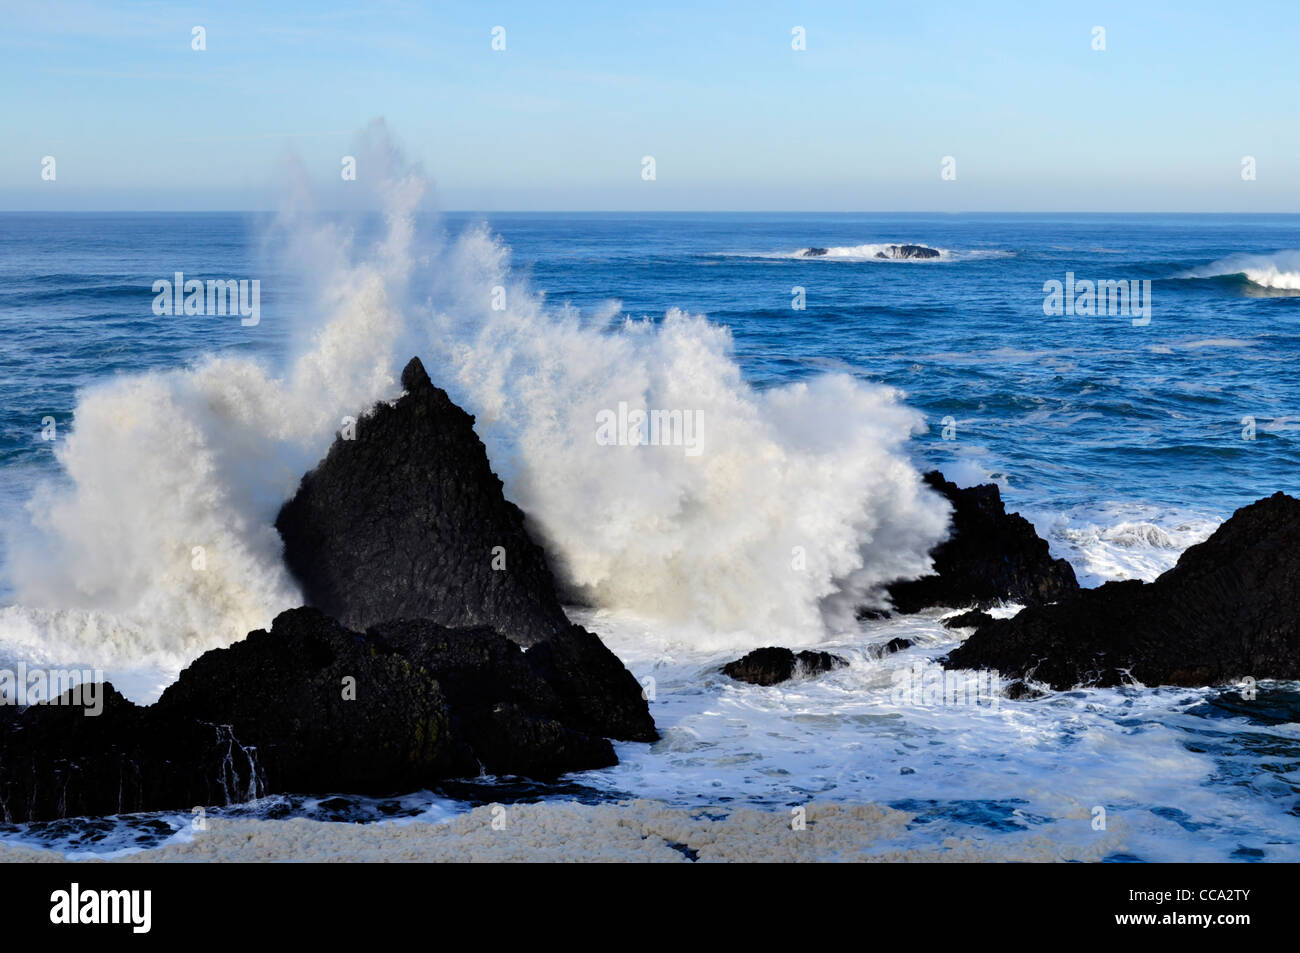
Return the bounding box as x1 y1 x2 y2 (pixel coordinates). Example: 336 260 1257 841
498 212 1300 512
4 212 1296 546
1 211 1298 860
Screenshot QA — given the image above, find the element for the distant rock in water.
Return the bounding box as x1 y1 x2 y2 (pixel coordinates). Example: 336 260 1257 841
723 647 847 686
875 244 941 260
946 492 1300 690
276 356 570 645
880 471 1079 614
799 245 941 259
0 607 656 823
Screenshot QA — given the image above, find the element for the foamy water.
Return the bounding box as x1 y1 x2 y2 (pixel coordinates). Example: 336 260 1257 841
560 601 1300 863
1180 250 1300 290
6 591 1294 862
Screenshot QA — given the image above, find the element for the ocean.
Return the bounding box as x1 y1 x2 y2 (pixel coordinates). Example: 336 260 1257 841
0 210 1298 860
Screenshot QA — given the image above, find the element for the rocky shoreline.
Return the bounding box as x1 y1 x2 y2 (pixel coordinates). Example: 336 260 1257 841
726 473 1297 694
0 358 653 823
947 491 1300 689
2 356 1295 824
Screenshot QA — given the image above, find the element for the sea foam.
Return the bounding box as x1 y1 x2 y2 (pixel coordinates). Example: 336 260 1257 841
1180 249 1300 290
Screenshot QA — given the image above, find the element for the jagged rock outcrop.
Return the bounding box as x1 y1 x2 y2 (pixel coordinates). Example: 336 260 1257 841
0 607 655 823
272 354 654 735
521 625 658 743
946 492 1300 689
276 356 570 645
722 647 847 686
883 471 1078 613
0 358 659 822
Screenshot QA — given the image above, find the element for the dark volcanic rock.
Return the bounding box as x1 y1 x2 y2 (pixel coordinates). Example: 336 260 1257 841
943 609 994 630
802 247 828 257
524 625 658 742
875 244 940 260
884 471 1079 613
0 685 267 823
154 607 620 788
0 607 654 823
1003 680 1045 701
856 606 892 621
884 637 913 654
276 356 570 645
946 493 1300 690
722 647 848 686
271 354 654 734
0 359 658 823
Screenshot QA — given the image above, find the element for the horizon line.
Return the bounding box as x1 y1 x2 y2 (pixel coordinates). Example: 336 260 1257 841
4 209 1300 216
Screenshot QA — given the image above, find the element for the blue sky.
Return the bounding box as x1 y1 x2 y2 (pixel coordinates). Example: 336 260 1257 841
1 0 1295 211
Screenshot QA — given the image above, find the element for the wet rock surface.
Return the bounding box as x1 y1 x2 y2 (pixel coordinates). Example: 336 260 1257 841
0 608 654 823
946 492 1300 689
276 356 571 645
0 359 657 822
884 471 1079 613
722 647 848 686
875 244 941 259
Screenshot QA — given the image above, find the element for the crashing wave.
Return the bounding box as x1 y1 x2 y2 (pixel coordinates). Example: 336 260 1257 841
1179 250 1300 290
0 121 951 681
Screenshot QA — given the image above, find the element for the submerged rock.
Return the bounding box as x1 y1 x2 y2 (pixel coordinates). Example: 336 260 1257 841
946 492 1300 689
1003 680 1045 701
0 607 654 823
276 356 570 646
802 247 829 257
722 647 847 686
882 471 1079 614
